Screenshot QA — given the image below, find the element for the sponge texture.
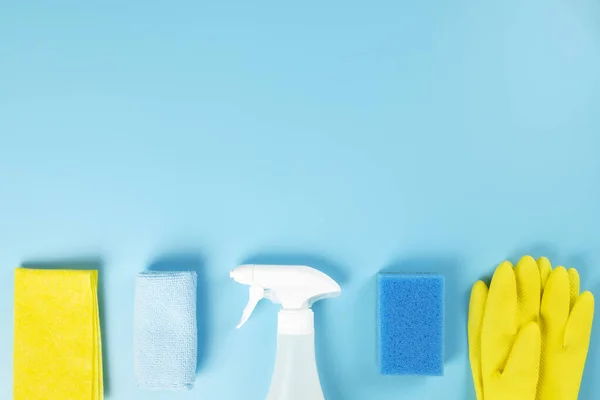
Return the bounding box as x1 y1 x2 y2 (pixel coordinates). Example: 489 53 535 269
378 273 444 375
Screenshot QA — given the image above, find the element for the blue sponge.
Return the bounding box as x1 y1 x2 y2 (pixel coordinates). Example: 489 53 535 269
378 273 444 375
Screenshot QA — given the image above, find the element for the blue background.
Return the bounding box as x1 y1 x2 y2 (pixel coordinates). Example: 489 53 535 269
1 1 599 399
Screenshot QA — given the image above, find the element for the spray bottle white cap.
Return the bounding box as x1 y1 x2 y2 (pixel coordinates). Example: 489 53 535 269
231 264 341 335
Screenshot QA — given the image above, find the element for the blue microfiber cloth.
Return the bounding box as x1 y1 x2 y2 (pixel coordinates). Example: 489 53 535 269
134 271 197 390
378 273 444 375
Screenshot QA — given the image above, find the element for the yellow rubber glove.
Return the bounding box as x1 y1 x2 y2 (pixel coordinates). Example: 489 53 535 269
536 258 595 400
469 257 542 400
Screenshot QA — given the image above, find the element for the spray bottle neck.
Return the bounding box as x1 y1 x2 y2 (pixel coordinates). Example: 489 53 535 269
278 309 314 335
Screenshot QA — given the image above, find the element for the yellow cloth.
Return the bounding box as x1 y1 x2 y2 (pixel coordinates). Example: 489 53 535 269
14 268 104 400
536 258 594 400
469 257 542 400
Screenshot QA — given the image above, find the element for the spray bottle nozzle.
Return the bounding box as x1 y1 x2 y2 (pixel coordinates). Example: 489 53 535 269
231 264 341 330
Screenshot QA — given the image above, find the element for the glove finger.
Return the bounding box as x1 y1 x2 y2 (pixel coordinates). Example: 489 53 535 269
502 320 541 398
568 268 581 312
564 291 595 348
468 281 488 400
515 256 541 326
537 257 552 293
482 262 517 376
541 266 570 330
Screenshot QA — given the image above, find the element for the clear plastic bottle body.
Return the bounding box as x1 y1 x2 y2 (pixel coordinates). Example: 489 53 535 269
266 333 325 400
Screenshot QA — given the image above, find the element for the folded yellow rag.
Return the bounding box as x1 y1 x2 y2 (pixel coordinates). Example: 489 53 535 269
14 268 104 400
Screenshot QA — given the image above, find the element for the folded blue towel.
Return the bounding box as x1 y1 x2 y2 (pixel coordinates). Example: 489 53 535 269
134 271 197 390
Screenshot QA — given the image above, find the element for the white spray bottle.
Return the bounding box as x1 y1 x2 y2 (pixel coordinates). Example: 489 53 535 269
231 264 341 400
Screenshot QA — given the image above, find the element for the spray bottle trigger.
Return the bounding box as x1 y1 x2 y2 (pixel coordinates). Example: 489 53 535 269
236 285 265 329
